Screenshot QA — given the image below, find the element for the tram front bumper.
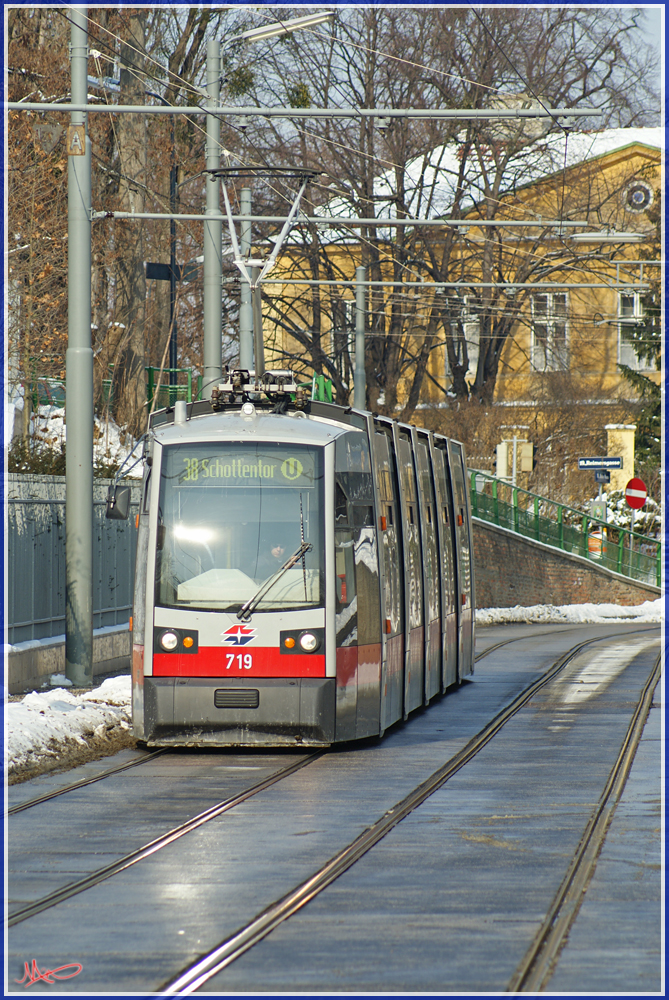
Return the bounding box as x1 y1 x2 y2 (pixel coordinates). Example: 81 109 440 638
141 676 335 747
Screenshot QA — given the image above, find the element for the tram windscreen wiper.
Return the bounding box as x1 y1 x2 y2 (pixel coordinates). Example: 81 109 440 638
237 542 312 621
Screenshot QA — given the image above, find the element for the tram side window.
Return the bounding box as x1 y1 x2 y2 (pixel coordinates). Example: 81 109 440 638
335 530 357 607
335 482 348 524
335 430 374 504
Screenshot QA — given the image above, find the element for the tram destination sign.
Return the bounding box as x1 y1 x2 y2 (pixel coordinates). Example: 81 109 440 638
174 445 318 488
578 457 622 470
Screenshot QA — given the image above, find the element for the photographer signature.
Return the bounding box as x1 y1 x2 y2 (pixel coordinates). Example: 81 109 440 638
15 959 83 987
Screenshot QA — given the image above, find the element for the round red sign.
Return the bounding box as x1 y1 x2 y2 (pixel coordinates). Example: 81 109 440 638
625 477 647 510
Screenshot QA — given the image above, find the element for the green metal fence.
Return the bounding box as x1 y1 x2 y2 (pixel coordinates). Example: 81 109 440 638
299 374 333 403
102 367 203 409
470 470 661 589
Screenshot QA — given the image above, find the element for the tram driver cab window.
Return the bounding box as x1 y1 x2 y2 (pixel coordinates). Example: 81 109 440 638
156 442 324 613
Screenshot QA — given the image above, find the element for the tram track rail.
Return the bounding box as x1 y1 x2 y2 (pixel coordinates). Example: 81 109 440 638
156 626 659 995
7 751 323 927
6 749 169 816
8 624 658 961
507 650 662 993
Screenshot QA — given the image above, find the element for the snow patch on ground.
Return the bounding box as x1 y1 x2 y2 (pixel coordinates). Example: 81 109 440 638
7 677 131 775
476 599 663 626
8 400 143 476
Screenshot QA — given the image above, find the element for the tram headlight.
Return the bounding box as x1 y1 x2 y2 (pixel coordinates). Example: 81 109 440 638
160 630 179 651
298 631 320 653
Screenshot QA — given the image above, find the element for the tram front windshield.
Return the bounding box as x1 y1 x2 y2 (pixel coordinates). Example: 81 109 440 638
156 442 324 613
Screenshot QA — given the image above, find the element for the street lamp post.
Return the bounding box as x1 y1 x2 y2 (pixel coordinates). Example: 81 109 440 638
222 11 336 375
65 5 93 687
203 39 222 400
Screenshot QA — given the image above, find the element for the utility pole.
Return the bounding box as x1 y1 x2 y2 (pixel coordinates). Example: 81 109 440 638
168 107 177 394
251 267 264 376
354 266 366 409
239 187 253 370
65 5 93 687
203 39 222 398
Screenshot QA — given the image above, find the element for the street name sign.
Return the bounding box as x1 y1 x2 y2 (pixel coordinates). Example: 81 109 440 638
578 457 623 470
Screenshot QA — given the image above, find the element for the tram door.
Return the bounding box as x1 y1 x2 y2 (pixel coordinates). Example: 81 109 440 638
372 426 403 730
334 430 382 740
430 441 458 689
414 431 441 703
395 426 424 716
447 440 475 678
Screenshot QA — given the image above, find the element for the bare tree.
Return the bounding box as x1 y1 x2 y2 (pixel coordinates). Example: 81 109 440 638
230 6 659 417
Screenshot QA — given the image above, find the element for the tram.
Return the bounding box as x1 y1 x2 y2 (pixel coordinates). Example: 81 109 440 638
107 369 475 747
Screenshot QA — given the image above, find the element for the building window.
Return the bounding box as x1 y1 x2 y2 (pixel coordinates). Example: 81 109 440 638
531 292 568 371
618 292 651 371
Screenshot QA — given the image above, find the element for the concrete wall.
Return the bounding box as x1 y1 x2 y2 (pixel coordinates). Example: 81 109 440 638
6 625 131 695
472 517 660 609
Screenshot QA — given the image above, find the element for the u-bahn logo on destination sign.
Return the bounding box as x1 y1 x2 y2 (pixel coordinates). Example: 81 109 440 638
281 457 303 480
222 625 256 646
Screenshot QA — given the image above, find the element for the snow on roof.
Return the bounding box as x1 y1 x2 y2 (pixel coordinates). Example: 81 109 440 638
307 127 662 243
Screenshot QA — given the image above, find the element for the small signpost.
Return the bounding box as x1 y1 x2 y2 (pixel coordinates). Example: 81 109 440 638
579 457 622 529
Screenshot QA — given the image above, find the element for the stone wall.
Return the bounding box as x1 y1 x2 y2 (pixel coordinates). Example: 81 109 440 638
472 518 660 609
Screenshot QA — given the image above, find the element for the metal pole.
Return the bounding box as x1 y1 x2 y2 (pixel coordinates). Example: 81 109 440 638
169 111 177 394
65 6 93 687
511 436 518 487
239 187 253 370
203 40 222 398
251 268 265 377
629 508 635 575
8 102 605 120
354 265 366 409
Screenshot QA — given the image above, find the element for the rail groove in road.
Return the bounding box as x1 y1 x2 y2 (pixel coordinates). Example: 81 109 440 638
7 751 323 927
6 749 169 816
507 650 662 992
157 628 656 995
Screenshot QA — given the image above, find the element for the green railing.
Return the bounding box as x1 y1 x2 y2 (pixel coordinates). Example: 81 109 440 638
102 367 203 409
299 374 333 402
146 367 202 408
470 470 661 589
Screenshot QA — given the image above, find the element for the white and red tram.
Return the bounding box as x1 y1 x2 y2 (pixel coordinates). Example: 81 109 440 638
109 371 474 746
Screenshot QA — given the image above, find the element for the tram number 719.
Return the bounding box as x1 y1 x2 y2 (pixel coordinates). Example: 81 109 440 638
226 653 253 670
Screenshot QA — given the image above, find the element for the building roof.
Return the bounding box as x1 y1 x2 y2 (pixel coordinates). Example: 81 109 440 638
307 127 662 243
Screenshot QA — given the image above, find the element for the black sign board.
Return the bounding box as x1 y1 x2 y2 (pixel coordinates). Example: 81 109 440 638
594 470 611 483
146 262 200 282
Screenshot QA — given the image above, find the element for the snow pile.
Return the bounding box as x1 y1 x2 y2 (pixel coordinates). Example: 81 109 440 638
476 599 663 626
6 676 131 775
34 406 142 475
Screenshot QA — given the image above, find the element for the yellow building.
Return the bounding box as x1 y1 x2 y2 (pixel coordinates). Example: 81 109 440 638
264 128 661 444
